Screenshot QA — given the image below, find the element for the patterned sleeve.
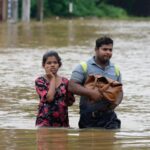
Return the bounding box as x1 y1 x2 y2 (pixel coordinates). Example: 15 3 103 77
64 78 75 106
35 77 48 102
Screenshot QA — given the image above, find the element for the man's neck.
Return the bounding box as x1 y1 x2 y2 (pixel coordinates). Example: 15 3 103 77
95 57 109 69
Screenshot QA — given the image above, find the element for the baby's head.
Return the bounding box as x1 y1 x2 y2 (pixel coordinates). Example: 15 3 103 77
42 51 62 67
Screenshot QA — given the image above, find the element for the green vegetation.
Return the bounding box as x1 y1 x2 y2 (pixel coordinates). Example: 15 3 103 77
42 0 127 18
30 0 150 19
72 1 127 18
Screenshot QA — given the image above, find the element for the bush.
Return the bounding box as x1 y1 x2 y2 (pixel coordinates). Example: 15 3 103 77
71 1 127 18
97 3 127 18
29 0 128 18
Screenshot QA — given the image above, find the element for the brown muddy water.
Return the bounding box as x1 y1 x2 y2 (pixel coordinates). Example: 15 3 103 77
0 18 150 150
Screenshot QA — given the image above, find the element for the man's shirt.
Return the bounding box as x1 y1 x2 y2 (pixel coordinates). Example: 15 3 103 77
70 57 122 113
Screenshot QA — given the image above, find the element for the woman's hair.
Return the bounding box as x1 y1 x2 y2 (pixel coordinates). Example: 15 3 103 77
42 51 62 67
95 36 113 49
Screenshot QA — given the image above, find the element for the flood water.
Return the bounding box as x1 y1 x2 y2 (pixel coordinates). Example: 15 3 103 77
0 18 150 149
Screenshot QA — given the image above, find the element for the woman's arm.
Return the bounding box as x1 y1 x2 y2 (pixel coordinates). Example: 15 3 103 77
46 72 56 102
46 76 56 102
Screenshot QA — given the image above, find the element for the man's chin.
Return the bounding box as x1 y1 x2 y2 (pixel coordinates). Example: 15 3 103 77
102 59 109 64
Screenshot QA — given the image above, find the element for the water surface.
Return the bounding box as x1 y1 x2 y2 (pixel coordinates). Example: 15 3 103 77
0 18 150 149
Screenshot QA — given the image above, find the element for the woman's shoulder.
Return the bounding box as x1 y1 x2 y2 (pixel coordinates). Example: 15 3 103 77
35 76 47 83
61 77 69 84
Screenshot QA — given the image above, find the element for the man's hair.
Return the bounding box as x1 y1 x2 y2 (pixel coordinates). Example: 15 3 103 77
95 36 113 49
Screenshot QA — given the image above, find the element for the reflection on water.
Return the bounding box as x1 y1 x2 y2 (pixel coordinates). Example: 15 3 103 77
37 128 68 150
0 128 150 150
36 128 118 150
0 18 150 149
0 20 97 48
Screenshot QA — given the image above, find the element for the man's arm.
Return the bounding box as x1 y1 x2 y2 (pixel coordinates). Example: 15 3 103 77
68 79 102 101
69 63 102 101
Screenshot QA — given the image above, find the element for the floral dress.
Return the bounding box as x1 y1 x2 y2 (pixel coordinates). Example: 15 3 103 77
35 76 75 127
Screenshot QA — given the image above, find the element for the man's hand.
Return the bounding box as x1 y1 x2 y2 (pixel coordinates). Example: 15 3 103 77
88 89 103 102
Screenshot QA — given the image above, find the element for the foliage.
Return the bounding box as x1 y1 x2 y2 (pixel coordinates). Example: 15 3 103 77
31 0 37 18
44 0 69 17
28 0 149 18
73 0 99 16
74 0 127 18
97 3 127 18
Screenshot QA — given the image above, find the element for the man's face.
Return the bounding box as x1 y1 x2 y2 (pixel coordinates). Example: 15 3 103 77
95 44 113 63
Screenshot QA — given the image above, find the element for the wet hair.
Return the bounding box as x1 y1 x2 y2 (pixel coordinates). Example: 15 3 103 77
95 36 113 49
42 51 62 67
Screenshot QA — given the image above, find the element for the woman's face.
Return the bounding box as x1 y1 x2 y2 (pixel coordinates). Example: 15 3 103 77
43 56 60 75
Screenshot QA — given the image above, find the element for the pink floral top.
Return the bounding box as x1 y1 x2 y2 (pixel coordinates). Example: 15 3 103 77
35 76 75 127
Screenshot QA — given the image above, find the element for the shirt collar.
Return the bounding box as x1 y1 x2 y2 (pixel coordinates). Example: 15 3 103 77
89 56 113 67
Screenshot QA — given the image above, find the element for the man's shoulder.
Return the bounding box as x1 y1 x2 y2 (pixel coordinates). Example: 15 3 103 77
70 59 92 83
87 57 95 64
109 61 115 67
72 57 91 71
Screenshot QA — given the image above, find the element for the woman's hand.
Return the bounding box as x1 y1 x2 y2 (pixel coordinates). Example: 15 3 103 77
47 72 55 79
45 67 55 80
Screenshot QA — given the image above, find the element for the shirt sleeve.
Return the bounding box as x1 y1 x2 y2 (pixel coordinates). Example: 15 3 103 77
63 78 75 106
35 77 48 102
117 71 122 83
70 64 85 84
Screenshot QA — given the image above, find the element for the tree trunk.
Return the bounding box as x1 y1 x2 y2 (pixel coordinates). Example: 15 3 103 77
22 0 31 22
0 0 2 21
7 0 12 20
37 0 44 21
12 0 18 22
2 0 8 21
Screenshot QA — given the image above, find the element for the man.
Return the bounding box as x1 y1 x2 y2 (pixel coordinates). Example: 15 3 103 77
68 36 122 129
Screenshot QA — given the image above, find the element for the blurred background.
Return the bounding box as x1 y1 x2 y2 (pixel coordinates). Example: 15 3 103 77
0 0 150 22
0 1 150 150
